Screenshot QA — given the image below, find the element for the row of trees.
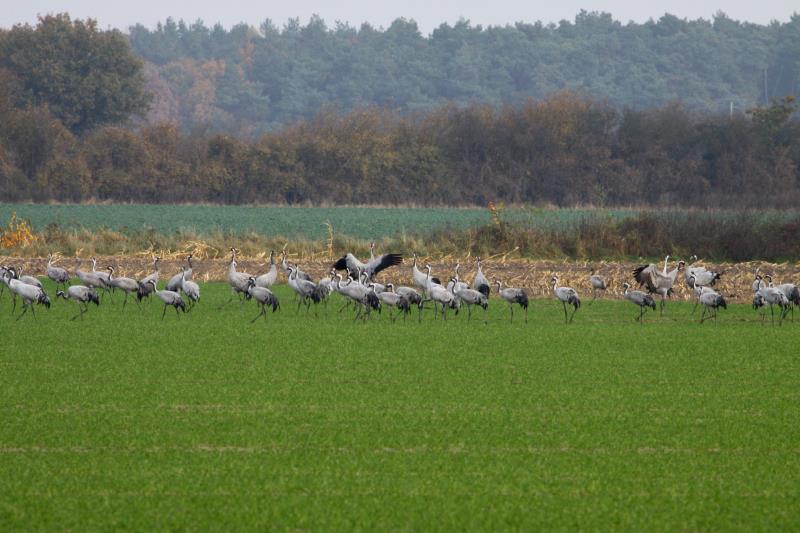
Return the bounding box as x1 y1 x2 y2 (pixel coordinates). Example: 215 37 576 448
2 88 798 206
129 12 800 135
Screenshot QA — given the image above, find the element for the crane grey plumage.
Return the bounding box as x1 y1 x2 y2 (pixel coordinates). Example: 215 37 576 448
698 290 727 324
688 274 716 314
147 279 186 319
426 267 458 320
684 256 722 288
137 257 161 301
452 279 489 322
333 245 403 281
632 255 684 315
281 250 311 281
376 284 411 322
765 275 799 322
551 275 580 324
754 276 791 325
255 251 278 288
495 280 528 323
220 248 251 307
47 253 71 291
13 267 43 289
4 270 50 320
91 258 111 291
622 282 656 323
107 267 140 309
166 254 194 292
589 267 607 304
246 277 279 322
288 264 321 314
74 259 107 295
180 267 200 308
57 285 100 320
472 257 490 297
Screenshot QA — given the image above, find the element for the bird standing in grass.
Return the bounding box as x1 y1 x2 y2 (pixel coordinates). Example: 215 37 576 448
495 280 528 323
472 257 490 297
622 282 656 324
589 267 607 304
551 275 580 324
698 290 727 324
148 279 186 319
47 253 71 292
246 277 279 323
57 285 100 320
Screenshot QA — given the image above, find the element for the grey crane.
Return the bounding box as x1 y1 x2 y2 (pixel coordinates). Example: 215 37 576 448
589 267 607 304
333 243 403 282
426 266 458 320
394 285 424 322
684 256 722 288
147 279 186 319
494 280 529 323
47 253 71 291
376 283 411 322
106 266 140 309
764 275 799 322
452 263 469 293
56 285 100 320
621 282 656 323
246 277 279 323
754 277 791 326
180 267 201 308
166 254 194 292
472 257 490 297
698 290 727 324
4 270 50 320
452 278 489 322
632 255 685 315
136 257 161 301
75 260 107 293
255 251 278 288
13 266 43 289
334 273 380 320
281 250 311 281
220 248 251 308
288 264 322 314
688 274 717 315
91 258 111 292
551 275 580 324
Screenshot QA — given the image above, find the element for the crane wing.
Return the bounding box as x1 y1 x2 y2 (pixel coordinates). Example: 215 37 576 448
366 253 403 277
333 253 365 273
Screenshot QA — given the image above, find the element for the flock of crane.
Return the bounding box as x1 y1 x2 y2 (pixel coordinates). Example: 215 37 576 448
1 246 798 325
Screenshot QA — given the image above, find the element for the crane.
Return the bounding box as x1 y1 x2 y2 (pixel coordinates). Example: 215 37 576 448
589 267 607 304
4 269 50 320
47 253 71 291
376 284 411 322
494 280 529 323
245 277 279 323
180 267 200 308
551 275 580 324
472 257 490 296
452 278 489 322
333 244 402 282
136 257 161 301
106 267 140 309
621 282 656 323
56 285 100 320
632 256 685 315
146 279 186 319
255 251 278 288
698 290 727 324
166 254 194 292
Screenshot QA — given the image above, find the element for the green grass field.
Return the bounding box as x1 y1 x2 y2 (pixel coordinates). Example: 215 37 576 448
0 203 696 240
2 281 799 529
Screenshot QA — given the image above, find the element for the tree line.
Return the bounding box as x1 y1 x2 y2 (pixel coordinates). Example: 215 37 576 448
2 89 798 207
129 11 800 135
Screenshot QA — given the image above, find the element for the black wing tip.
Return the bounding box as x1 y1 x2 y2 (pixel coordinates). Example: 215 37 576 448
332 256 348 271
477 284 490 297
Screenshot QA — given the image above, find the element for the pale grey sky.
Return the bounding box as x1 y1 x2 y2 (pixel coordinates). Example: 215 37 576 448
1 0 796 33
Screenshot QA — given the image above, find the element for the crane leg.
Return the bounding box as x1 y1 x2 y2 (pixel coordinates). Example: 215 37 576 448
524 306 528 324
569 304 578 324
15 302 28 321
691 300 699 315
467 305 472 321
508 304 513 323
562 302 568 324
11 294 17 315
174 305 181 317
161 304 168 320
590 289 596 305
700 307 707 323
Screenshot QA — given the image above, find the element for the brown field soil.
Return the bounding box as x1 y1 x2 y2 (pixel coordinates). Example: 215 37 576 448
4 253 798 304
